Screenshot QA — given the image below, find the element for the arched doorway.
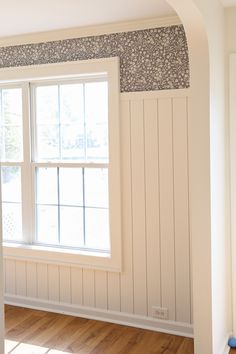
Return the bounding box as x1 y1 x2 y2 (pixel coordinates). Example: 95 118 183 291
166 1 230 353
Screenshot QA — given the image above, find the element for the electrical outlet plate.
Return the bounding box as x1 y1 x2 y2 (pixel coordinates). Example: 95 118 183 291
152 306 168 320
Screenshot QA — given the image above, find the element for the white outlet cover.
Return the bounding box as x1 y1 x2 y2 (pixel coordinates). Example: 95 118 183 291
152 306 169 320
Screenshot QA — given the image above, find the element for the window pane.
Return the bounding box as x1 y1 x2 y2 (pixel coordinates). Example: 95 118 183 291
60 206 84 247
1 166 21 203
2 202 22 241
36 168 58 205
85 82 108 162
60 84 84 124
84 168 108 208
37 125 59 160
59 168 83 206
61 124 85 160
1 166 22 242
34 81 108 163
0 88 23 162
36 205 58 244
60 84 85 160
85 208 109 250
36 86 59 124
0 126 23 161
1 88 22 124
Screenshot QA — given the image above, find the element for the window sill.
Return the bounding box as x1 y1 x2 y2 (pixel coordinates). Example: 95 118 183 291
3 242 121 272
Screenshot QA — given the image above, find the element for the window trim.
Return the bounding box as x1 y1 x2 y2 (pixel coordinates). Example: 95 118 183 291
0 57 122 272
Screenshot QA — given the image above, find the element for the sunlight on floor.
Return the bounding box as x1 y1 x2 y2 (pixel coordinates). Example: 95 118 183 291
4 339 71 354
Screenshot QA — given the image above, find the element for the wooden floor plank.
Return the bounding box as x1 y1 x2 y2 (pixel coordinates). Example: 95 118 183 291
44 317 89 351
176 338 194 354
5 306 34 332
4 305 194 354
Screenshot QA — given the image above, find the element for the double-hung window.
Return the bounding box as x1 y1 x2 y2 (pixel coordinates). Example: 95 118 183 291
0 58 122 271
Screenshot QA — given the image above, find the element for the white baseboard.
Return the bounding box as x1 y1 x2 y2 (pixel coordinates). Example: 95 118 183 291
5 294 193 338
223 344 230 354
222 334 230 354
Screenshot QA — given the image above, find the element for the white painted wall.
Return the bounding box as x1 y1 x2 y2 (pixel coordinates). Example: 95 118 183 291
167 0 230 353
225 5 236 339
4 89 193 337
225 7 236 54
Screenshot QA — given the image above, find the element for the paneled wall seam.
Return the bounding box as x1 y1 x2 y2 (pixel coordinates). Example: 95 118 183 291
129 99 135 315
157 98 162 308
143 99 149 316
36 262 38 298
81 268 84 306
70 266 72 304
186 97 192 324
171 98 177 322
14 261 16 295
25 261 28 298
106 272 108 310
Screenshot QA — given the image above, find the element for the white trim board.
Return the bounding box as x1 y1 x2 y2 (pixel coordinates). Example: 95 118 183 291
223 345 230 354
0 16 181 48
4 294 193 338
229 53 236 338
120 88 190 100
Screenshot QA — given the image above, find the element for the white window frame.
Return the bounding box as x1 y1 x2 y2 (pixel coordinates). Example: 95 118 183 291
0 57 122 272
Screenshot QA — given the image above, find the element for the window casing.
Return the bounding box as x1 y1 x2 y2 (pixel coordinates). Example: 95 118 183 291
0 58 122 272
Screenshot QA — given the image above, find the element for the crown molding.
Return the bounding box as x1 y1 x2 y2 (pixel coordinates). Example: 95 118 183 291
0 15 181 48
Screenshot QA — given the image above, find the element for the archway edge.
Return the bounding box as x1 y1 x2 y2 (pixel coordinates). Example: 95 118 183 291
166 1 227 354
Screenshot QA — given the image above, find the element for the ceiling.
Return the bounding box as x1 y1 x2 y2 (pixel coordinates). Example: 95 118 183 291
221 0 236 6
0 0 176 38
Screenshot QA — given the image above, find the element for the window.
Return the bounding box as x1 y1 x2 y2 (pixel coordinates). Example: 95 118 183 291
0 58 122 271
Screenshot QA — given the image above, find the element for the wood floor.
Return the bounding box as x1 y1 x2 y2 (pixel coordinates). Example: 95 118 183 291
4 305 194 354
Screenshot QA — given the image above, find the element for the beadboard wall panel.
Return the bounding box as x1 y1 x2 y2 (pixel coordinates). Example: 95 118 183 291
4 88 192 335
144 98 161 318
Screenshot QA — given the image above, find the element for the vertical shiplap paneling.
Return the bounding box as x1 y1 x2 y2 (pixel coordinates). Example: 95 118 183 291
26 262 37 298
144 99 161 316
59 266 71 303
95 271 108 309
108 273 121 311
172 97 191 323
120 99 134 314
5 259 16 295
3 90 191 328
158 98 176 321
48 264 59 302
3 259 5 294
37 263 48 300
15 261 27 296
71 267 83 305
130 99 147 316
83 269 95 307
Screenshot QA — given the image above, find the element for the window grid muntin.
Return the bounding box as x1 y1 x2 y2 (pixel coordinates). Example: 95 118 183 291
35 166 109 251
31 77 108 164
